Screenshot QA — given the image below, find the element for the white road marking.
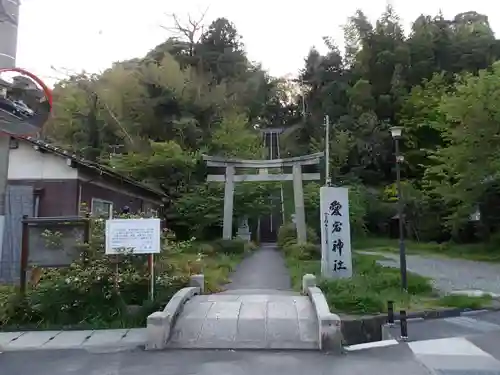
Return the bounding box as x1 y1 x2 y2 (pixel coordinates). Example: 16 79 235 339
345 339 399 352
409 337 493 357
444 316 500 332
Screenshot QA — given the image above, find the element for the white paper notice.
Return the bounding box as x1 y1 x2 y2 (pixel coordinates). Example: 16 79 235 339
105 218 161 255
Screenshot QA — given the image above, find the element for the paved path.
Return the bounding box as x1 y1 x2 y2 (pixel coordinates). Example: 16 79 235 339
225 243 292 291
358 250 500 294
168 244 318 349
0 328 146 352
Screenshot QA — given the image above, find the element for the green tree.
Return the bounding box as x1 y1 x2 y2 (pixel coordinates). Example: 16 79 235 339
426 62 500 236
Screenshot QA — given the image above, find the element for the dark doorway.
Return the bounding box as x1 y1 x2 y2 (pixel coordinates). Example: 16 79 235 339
259 193 283 242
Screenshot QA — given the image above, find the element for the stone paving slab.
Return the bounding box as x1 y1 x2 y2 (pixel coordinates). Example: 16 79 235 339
0 328 147 351
83 329 129 347
0 331 24 346
168 293 319 350
41 330 92 349
120 328 147 345
7 331 61 349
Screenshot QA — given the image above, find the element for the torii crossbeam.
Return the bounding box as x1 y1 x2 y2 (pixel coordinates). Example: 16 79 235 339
203 152 324 244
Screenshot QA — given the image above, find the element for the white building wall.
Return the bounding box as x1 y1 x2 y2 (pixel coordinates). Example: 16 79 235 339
8 141 77 180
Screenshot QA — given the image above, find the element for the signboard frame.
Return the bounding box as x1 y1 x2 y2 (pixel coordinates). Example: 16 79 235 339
105 218 161 255
105 218 161 301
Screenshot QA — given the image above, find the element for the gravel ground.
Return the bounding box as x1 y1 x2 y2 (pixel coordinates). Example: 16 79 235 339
357 250 500 294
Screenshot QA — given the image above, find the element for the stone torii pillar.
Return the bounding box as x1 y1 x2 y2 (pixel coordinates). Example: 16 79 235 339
203 153 324 244
222 165 235 240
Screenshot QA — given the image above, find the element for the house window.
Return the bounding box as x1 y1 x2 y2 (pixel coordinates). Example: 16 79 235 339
91 198 113 219
33 188 43 217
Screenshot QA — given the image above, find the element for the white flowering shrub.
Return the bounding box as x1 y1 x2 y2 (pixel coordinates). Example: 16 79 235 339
1 214 191 329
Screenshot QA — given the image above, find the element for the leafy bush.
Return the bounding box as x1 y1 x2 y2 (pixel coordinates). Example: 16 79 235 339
285 243 320 260
0 214 192 329
277 223 319 248
211 239 247 254
244 241 259 252
197 243 217 256
319 278 386 314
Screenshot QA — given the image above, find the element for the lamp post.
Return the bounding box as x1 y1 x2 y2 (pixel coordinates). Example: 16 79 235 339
390 126 408 291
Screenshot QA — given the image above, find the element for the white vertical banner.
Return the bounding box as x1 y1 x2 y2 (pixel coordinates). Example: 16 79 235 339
320 187 353 279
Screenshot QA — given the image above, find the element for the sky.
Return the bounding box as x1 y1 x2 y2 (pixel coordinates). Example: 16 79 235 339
14 0 500 85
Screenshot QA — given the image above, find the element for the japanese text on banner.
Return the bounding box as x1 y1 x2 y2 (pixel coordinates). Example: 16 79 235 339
320 187 352 278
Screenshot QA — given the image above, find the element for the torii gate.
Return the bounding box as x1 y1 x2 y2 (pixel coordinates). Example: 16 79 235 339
203 152 324 244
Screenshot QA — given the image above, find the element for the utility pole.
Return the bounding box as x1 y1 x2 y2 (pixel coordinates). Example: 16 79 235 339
324 115 331 186
0 0 20 260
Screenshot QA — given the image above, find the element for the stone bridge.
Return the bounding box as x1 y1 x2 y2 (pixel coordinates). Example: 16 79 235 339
146 275 342 352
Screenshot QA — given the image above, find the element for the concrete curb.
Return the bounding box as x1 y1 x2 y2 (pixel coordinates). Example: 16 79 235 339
0 328 147 352
302 274 343 353
400 306 500 321
146 286 200 350
342 306 500 345
381 307 500 340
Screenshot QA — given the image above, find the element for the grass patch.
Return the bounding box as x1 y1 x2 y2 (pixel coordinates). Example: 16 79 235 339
319 254 435 315
438 294 493 309
353 236 500 262
283 244 493 315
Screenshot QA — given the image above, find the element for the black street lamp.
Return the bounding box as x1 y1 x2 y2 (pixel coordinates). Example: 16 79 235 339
390 126 408 291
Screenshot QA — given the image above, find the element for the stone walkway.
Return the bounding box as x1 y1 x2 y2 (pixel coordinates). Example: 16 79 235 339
224 242 292 291
358 250 500 294
168 244 319 350
0 328 147 352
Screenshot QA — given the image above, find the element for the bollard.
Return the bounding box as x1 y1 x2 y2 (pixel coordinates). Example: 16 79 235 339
387 301 395 326
400 310 408 341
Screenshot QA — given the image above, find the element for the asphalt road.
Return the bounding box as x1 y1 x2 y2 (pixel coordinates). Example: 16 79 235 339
0 346 431 375
4 312 500 374
386 310 500 357
0 107 39 135
359 250 500 294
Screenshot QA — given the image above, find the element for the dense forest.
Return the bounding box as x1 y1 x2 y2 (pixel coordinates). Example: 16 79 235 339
41 6 500 245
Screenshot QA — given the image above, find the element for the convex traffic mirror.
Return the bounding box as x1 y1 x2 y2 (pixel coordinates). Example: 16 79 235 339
0 68 52 136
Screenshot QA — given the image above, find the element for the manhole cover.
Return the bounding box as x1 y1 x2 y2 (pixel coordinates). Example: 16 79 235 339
435 370 500 375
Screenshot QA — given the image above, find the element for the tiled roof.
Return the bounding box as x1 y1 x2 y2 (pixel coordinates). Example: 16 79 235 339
16 136 167 199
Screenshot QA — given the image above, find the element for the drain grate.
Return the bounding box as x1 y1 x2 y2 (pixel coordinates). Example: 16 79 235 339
435 370 500 375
